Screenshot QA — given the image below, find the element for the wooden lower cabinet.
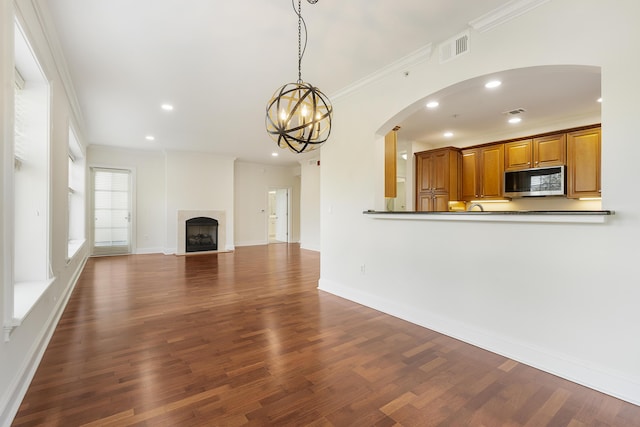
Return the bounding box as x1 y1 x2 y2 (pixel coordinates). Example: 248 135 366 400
567 127 601 198
461 144 504 201
417 193 449 212
415 147 461 211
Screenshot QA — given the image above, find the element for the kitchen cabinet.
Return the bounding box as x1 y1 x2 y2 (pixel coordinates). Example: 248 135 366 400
504 139 532 171
567 127 601 198
462 144 504 200
504 133 566 171
534 133 566 168
415 147 461 211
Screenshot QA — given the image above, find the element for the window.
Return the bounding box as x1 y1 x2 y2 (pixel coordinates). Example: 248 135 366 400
12 19 52 320
68 128 85 259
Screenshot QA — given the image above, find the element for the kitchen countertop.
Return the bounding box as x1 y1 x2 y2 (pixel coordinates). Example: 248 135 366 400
362 210 614 224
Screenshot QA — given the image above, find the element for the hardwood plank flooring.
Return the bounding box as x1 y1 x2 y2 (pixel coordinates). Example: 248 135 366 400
12 244 640 426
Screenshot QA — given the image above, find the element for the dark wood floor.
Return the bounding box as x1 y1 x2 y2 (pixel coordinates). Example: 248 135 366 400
12 244 640 426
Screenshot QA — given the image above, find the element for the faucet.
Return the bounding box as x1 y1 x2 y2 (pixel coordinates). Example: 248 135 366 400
467 202 484 212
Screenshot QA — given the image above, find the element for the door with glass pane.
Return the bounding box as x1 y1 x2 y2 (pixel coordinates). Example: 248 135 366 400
92 167 132 256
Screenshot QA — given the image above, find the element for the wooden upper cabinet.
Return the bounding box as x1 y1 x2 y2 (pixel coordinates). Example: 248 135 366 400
480 144 504 198
416 153 433 193
534 133 566 168
384 130 398 198
505 134 565 171
504 139 532 171
431 149 451 193
462 144 504 200
415 147 461 211
567 127 601 198
461 150 478 200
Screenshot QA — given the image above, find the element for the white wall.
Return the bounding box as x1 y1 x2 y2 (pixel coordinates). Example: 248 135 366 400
1 1 90 424
234 161 301 246
300 157 321 251
319 0 640 405
87 148 238 254
165 151 235 253
85 151 308 252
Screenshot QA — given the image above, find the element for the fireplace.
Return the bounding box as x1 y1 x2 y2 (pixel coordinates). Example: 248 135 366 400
185 217 218 252
177 210 227 255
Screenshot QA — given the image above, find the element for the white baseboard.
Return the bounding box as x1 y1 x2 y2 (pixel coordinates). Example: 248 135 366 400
300 243 320 252
234 240 268 247
318 278 640 407
135 247 164 254
1 256 88 427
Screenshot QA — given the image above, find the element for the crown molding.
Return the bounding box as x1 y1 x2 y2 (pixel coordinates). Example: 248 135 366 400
331 0 550 101
469 0 552 33
30 0 86 136
331 43 432 101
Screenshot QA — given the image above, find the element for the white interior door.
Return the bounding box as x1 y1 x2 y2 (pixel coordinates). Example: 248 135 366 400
91 167 132 256
274 188 289 243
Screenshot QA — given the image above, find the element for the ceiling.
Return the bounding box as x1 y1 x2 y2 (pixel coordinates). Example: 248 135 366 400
397 65 601 149
39 0 600 165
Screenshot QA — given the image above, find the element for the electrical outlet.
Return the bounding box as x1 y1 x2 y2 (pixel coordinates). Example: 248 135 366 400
360 264 366 274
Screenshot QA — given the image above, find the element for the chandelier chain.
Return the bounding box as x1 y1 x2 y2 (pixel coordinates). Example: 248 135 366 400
297 0 301 83
292 0 309 84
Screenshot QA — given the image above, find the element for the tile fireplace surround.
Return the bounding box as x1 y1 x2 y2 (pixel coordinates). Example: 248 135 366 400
177 210 228 255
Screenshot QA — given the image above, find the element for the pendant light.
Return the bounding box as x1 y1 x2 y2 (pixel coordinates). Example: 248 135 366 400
266 0 333 154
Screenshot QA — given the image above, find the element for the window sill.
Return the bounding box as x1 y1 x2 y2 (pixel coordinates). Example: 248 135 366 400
67 239 86 261
14 278 55 321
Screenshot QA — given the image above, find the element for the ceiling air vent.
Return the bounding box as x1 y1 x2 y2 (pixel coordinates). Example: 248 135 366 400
503 108 527 115
439 31 470 64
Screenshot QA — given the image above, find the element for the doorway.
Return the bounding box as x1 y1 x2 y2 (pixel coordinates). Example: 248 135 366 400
91 167 132 256
267 188 289 244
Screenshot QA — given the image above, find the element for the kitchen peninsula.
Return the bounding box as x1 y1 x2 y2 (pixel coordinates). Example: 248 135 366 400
363 209 614 224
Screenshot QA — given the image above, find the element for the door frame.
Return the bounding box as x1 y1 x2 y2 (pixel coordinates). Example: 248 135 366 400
267 187 291 244
89 165 136 256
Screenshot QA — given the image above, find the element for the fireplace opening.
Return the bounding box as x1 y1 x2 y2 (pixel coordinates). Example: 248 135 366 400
186 217 218 252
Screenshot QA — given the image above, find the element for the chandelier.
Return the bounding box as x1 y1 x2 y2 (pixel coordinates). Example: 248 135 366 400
266 0 333 154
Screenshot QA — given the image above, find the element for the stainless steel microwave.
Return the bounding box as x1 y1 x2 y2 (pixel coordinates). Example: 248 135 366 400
504 165 565 197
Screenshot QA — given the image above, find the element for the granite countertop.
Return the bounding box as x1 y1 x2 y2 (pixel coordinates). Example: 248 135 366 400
363 210 614 215
362 210 614 224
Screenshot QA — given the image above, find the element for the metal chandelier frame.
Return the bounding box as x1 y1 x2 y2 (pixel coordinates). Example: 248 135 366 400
265 0 333 154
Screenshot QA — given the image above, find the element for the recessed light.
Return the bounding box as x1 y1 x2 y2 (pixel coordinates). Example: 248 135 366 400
485 80 502 89
426 101 439 109
145 135 155 141
508 117 522 124
271 152 279 157
444 131 454 138
161 104 174 111
597 97 602 103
